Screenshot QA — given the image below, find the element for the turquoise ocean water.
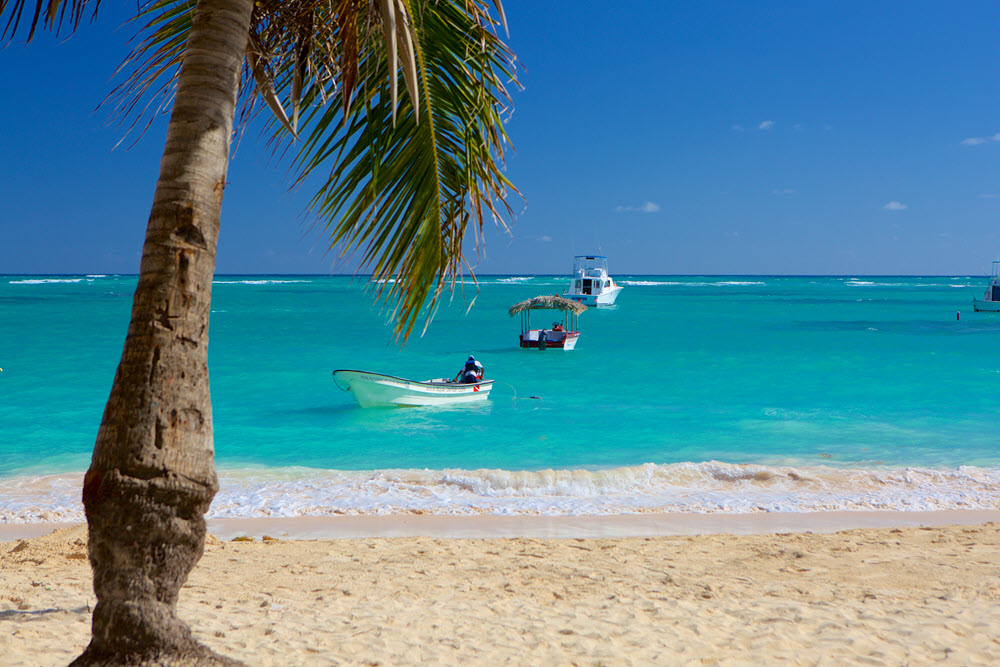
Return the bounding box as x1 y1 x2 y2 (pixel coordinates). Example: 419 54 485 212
2 273 999 521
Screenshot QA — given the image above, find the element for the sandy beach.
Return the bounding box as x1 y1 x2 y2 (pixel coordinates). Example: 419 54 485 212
3 515 1000 666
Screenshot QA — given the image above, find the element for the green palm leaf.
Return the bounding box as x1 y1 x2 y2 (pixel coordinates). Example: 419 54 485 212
293 0 519 339
1 0 97 42
4 0 520 343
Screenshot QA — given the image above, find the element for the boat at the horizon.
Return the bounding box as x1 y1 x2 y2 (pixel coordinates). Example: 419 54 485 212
562 255 623 306
973 261 1000 312
332 370 493 407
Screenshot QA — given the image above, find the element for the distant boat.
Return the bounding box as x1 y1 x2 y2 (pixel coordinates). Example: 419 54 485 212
973 261 1000 312
332 370 493 407
562 255 623 306
508 294 587 350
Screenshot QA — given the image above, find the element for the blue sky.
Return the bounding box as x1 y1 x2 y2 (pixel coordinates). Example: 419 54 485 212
2 0 1000 275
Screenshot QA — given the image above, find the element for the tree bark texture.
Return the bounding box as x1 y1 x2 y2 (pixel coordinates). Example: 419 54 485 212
74 0 254 664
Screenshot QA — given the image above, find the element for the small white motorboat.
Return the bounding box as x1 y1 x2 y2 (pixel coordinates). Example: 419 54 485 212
973 261 1000 312
333 369 493 407
562 255 623 306
508 294 586 350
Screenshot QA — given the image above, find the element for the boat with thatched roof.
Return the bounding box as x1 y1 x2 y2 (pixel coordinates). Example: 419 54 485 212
508 294 587 350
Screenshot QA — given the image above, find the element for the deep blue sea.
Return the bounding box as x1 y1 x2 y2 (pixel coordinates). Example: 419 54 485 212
2 273 999 521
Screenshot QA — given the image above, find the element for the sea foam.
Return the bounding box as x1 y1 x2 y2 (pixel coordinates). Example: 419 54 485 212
3 462 1000 523
619 280 766 287
213 279 311 285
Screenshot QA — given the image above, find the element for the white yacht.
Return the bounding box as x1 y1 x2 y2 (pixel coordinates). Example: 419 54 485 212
973 261 1000 312
562 255 623 306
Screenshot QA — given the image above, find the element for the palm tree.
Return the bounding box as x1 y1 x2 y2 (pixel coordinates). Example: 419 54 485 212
1 0 517 664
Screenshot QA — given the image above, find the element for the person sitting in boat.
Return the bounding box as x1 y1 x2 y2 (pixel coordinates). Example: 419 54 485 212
552 321 563 331
454 355 484 384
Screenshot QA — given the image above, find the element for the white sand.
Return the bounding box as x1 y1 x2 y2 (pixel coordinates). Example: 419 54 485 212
3 515 1000 665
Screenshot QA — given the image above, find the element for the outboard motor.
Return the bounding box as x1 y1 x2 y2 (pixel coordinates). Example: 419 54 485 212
537 329 547 350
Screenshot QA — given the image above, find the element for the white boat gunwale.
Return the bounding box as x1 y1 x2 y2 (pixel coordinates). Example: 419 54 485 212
333 369 494 407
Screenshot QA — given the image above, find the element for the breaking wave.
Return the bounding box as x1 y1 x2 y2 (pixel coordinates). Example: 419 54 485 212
213 279 311 285
3 461 1000 522
620 280 766 287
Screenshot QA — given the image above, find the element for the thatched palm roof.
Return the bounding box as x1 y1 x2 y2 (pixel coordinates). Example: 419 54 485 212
508 294 588 316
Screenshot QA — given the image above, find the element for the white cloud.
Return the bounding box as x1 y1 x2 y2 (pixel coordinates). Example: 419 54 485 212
961 132 1000 146
731 124 745 131
538 235 552 242
615 201 660 213
979 193 999 199
771 188 797 195
758 120 775 130
882 201 908 211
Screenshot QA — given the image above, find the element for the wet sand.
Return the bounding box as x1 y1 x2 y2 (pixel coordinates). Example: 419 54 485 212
3 509 1000 542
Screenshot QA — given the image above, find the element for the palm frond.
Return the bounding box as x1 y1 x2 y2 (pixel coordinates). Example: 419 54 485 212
1 0 99 42
91 0 519 342
292 0 519 340
376 0 398 124
393 0 419 120
248 31 297 137
103 0 192 143
106 0 310 142
106 0 318 143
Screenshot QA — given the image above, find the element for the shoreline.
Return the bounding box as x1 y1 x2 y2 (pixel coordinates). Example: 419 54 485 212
4 508 999 542
5 461 1000 523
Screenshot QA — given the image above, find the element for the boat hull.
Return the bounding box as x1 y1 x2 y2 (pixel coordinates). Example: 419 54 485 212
333 370 493 407
563 285 623 307
519 331 580 350
973 299 1000 312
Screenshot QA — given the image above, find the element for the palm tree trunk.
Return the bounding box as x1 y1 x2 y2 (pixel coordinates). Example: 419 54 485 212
73 0 254 664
